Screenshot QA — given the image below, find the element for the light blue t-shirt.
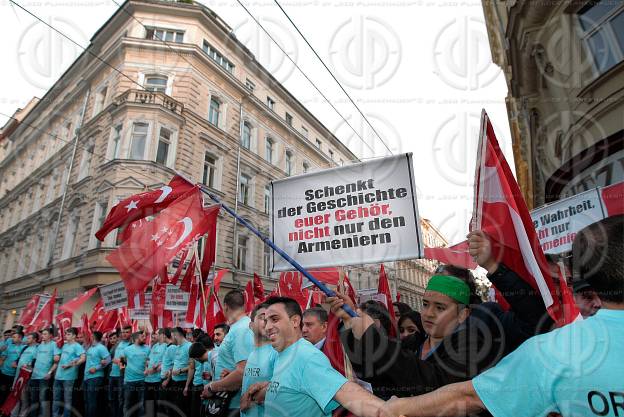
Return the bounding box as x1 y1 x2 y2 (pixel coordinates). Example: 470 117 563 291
473 309 624 417
172 340 191 382
121 344 150 383
146 343 166 383
264 338 347 417
192 359 204 386
0 341 25 377
55 342 86 381
160 344 177 379
111 340 130 378
215 316 254 409
84 343 110 380
32 341 60 380
15 345 38 377
241 344 278 417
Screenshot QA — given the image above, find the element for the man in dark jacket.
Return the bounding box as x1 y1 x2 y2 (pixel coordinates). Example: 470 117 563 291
328 230 553 400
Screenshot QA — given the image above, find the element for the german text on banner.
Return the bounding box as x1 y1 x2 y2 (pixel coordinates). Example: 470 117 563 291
271 153 424 271
99 281 128 311
165 284 190 311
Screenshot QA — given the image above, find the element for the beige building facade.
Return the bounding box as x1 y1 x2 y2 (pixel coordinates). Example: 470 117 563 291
0 0 356 327
481 0 623 209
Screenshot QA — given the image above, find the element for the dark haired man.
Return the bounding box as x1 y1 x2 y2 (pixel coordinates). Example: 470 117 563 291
0 330 24 403
379 215 624 417
30 328 59 417
109 325 131 417
171 327 192 416
145 328 168 416
249 297 383 417
83 331 110 417
302 307 328 349
53 327 85 417
120 331 150 417
203 290 254 416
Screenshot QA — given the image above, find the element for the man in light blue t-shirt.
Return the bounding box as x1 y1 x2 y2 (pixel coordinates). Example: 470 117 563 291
250 297 382 417
240 303 277 417
120 331 150 417
52 327 86 417
378 215 624 417
145 328 168 415
0 330 25 404
170 327 191 416
29 328 59 417
83 331 110 417
204 290 254 414
11 332 38 417
109 325 131 417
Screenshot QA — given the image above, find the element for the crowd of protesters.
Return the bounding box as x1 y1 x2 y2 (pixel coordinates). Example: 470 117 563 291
0 218 622 417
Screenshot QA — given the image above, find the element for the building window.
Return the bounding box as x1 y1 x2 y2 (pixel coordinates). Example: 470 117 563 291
303 162 310 173
301 126 308 138
62 212 80 259
315 138 322 149
92 202 108 249
266 96 275 110
245 79 255 91
93 86 108 115
265 138 274 163
329 149 334 160
242 122 252 149
340 159 344 166
144 75 168 93
129 122 148 160
111 125 122 160
578 1 624 75
263 244 271 276
239 174 251 206
203 153 217 188
64 121 73 140
237 234 248 271
285 113 293 126
146 27 184 43
264 185 271 214
285 151 293 176
77 142 94 181
156 127 171 165
208 98 220 126
202 40 235 73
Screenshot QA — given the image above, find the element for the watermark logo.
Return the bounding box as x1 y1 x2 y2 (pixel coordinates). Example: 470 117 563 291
328 16 402 90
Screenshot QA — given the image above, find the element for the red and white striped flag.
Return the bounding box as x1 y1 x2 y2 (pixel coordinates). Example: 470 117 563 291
127 289 146 310
472 110 579 325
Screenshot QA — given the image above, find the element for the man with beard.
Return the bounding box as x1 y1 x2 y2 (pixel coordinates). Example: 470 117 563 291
119 331 150 417
30 328 59 417
171 327 191 416
144 328 168 417
53 328 85 417
83 331 110 417
110 326 131 417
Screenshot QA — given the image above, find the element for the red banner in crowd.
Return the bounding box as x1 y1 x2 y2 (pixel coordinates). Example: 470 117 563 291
0 367 31 415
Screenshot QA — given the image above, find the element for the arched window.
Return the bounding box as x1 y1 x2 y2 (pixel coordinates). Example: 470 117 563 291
285 151 293 176
144 75 168 93
265 138 274 163
242 122 252 149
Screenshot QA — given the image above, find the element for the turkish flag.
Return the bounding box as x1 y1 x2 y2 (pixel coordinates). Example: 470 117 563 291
205 290 226 337
0 367 31 415
200 217 218 279
338 273 358 305
18 295 40 327
127 289 146 309
185 279 206 331
170 246 190 286
80 314 92 347
59 288 98 314
424 241 478 270
96 309 118 334
253 273 265 303
207 269 228 294
151 310 173 330
244 281 255 314
472 110 577 326
107 189 219 292
95 175 195 241
377 265 397 337
277 272 308 310
89 300 106 327
179 256 197 293
30 289 57 331
151 282 167 317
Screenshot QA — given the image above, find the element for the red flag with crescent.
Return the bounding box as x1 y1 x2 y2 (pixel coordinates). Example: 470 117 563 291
107 188 219 292
0 367 31 415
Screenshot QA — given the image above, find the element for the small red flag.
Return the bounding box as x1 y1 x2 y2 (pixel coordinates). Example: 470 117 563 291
244 281 255 314
253 273 265 303
30 289 57 331
0 367 31 415
205 290 225 337
377 265 397 337
59 288 98 314
18 295 40 327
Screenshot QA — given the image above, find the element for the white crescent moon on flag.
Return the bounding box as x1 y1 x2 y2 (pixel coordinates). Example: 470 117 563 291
154 186 173 204
166 217 193 249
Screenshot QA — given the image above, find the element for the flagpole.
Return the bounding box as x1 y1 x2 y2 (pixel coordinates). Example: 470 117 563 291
198 185 357 318
194 243 208 319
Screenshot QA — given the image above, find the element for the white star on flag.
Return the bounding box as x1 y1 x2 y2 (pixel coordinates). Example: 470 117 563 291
125 200 139 212
287 283 292 290
151 234 159 241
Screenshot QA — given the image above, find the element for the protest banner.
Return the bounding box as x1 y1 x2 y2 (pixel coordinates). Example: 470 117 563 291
271 154 423 271
531 188 605 254
130 292 152 320
99 281 128 311
165 285 189 311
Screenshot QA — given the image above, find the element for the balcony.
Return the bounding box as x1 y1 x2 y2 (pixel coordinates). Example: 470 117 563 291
115 89 184 115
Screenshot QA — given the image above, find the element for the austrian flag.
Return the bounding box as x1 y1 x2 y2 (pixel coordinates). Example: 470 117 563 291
107 188 219 292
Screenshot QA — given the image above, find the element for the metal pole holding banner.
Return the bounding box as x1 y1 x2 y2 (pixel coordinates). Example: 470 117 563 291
198 184 358 318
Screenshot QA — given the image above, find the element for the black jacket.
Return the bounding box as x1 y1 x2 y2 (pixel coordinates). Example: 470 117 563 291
342 263 553 400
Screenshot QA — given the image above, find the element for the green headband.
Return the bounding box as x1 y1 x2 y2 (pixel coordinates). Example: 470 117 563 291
426 275 471 305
